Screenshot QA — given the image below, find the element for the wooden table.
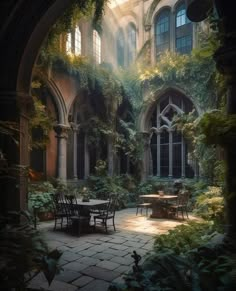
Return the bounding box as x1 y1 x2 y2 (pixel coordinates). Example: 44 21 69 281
140 194 178 218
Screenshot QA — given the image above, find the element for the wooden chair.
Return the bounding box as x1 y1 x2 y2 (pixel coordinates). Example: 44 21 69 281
165 190 190 219
64 195 91 235
93 196 117 233
136 197 152 216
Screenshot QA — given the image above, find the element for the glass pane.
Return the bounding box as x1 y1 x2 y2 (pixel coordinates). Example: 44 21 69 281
160 130 169 144
156 10 170 55
117 29 124 67
151 142 157 176
127 23 136 65
75 26 81 56
173 143 181 177
160 144 169 177
93 30 101 64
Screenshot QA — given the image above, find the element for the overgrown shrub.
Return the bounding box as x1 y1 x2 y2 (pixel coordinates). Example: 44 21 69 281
154 221 219 255
87 175 129 208
193 186 224 223
28 181 55 214
110 222 236 291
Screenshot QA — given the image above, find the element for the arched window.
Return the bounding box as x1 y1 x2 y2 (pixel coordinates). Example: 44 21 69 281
155 9 170 56
127 23 136 65
66 33 72 55
150 92 195 178
116 29 125 67
74 26 81 56
93 30 101 64
175 2 192 54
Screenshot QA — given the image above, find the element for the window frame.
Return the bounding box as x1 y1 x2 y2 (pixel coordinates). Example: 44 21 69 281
155 9 170 56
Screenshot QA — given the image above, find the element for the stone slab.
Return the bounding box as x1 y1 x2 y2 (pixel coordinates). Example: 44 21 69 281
72 275 94 287
55 270 82 283
82 266 120 281
96 260 120 270
79 279 110 291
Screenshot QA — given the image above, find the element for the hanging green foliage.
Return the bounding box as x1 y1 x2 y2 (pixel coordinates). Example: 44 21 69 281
198 111 236 146
29 81 55 150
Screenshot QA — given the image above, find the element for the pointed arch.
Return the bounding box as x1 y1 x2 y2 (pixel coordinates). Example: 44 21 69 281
138 86 200 132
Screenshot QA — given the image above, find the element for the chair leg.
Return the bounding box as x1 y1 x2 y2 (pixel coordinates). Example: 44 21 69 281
136 207 138 215
54 218 57 230
113 217 116 231
185 207 189 219
104 219 108 233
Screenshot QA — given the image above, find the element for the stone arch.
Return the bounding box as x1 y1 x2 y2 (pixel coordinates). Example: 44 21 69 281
46 79 68 125
144 0 162 27
152 5 172 26
17 1 74 95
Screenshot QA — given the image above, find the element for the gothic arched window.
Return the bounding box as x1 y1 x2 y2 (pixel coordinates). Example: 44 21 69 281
75 26 81 56
93 30 101 64
175 2 192 54
150 92 195 178
127 23 136 65
155 9 170 56
117 29 125 67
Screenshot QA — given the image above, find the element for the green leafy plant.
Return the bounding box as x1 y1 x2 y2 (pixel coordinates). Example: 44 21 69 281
193 186 224 223
28 182 56 226
0 211 62 289
110 222 236 291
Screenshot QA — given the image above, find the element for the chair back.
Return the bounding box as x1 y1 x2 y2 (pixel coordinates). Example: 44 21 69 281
64 195 78 216
105 195 118 217
177 190 190 206
52 192 66 214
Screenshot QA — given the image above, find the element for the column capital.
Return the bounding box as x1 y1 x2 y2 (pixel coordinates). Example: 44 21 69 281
70 122 80 132
145 24 151 32
54 124 70 139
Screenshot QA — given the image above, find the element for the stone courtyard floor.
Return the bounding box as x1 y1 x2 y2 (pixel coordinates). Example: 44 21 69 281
28 208 196 291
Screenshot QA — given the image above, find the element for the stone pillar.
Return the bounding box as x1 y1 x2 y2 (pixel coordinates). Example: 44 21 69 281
0 92 32 213
84 134 90 179
141 132 151 181
70 123 79 180
156 132 161 177
54 124 70 180
107 136 114 176
181 135 186 178
168 129 173 178
144 25 152 65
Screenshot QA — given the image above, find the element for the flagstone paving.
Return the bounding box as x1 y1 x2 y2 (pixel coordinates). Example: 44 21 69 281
28 208 197 290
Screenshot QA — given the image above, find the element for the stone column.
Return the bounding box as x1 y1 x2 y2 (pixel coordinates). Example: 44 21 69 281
168 129 173 178
70 123 79 180
107 136 114 176
54 124 70 180
84 134 90 179
0 92 32 213
141 132 151 181
144 25 152 64
156 132 161 177
181 135 186 178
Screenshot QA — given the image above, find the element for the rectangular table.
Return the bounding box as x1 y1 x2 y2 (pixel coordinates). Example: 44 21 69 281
140 194 178 218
